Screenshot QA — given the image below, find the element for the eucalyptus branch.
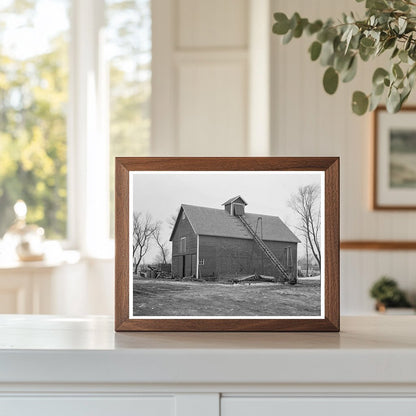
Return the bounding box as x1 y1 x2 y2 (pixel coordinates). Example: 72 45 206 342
272 0 416 114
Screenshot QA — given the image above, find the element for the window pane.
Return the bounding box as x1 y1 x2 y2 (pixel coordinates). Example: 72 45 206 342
106 0 151 237
0 0 70 239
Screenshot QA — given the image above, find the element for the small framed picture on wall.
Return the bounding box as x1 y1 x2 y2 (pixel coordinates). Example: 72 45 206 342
374 106 416 209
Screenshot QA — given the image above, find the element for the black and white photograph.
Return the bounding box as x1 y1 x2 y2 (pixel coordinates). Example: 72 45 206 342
129 171 324 319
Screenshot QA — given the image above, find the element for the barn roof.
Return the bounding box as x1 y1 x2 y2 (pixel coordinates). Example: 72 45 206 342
172 204 300 243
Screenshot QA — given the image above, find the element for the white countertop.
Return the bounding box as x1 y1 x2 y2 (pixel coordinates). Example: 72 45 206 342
0 315 415 386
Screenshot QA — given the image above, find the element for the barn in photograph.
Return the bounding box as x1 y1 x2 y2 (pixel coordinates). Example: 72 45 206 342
169 196 300 282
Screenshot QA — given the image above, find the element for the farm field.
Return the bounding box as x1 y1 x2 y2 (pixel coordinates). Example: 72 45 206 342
132 277 321 316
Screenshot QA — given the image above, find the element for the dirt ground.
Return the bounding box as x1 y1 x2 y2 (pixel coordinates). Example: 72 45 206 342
132 277 321 316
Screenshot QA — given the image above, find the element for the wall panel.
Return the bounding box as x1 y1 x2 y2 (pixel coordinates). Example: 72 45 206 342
177 0 248 49
177 61 247 156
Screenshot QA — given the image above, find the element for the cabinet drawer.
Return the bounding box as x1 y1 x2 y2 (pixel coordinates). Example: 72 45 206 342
221 397 416 416
0 396 175 416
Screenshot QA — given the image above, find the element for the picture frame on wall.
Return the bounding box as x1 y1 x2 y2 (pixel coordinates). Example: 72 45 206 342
115 157 339 332
374 106 416 210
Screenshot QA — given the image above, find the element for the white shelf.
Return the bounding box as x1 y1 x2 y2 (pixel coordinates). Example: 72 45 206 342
0 315 415 387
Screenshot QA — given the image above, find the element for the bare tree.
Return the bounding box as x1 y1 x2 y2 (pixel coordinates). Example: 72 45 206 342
153 228 170 265
288 184 321 270
167 208 180 229
132 212 159 274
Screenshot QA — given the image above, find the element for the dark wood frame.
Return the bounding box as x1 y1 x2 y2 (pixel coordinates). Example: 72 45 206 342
115 157 340 332
341 240 416 250
373 106 416 210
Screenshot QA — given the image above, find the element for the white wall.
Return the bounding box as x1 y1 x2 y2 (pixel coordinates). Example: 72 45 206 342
271 0 416 313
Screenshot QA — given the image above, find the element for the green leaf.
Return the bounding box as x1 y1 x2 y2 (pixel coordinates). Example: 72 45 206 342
372 67 389 86
360 37 375 49
320 40 335 66
307 20 323 35
352 91 369 115
398 17 407 34
399 49 408 63
374 83 385 96
366 0 387 7
393 63 404 79
282 29 293 44
383 37 396 50
342 56 357 82
391 47 399 59
323 67 339 94
387 87 401 112
293 18 308 38
369 92 383 111
273 13 290 35
309 41 322 61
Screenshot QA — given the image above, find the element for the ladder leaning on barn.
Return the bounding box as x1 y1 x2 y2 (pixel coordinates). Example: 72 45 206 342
237 214 294 284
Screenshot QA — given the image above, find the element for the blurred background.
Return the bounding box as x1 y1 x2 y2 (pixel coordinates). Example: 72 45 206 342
0 0 415 316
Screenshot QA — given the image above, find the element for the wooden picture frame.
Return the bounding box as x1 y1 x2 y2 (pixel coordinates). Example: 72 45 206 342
115 157 339 332
373 106 416 210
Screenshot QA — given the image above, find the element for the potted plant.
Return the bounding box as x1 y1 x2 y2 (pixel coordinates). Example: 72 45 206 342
369 276 413 313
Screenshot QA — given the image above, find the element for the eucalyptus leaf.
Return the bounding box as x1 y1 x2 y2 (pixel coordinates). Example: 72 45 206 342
307 20 323 35
309 41 322 61
372 67 389 85
320 41 335 66
342 56 358 82
366 0 388 10
323 67 339 94
391 47 399 59
387 87 401 112
373 82 385 95
369 92 383 111
282 29 293 44
352 91 369 115
273 13 290 34
398 17 407 34
393 63 404 79
399 49 408 63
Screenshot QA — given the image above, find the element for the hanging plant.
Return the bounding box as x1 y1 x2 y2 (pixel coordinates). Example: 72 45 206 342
272 0 416 115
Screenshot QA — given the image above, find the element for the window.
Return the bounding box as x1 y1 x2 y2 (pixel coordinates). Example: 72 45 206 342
107 0 151 237
182 211 185 220
0 0 151 253
0 0 70 239
199 258 204 266
180 237 186 253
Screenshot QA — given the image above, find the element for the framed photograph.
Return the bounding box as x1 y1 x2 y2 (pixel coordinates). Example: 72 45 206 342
374 106 416 209
115 157 339 332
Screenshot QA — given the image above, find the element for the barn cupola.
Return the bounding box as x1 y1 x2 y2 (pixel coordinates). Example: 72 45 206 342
222 196 247 216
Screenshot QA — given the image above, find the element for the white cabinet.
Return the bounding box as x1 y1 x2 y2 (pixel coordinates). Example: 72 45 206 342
222 398 416 416
1 316 416 416
1 397 175 416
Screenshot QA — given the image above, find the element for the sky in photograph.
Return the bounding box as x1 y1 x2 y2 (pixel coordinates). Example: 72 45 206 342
132 172 323 263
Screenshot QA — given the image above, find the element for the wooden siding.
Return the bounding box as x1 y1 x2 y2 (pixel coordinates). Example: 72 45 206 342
198 235 297 280
171 211 198 277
